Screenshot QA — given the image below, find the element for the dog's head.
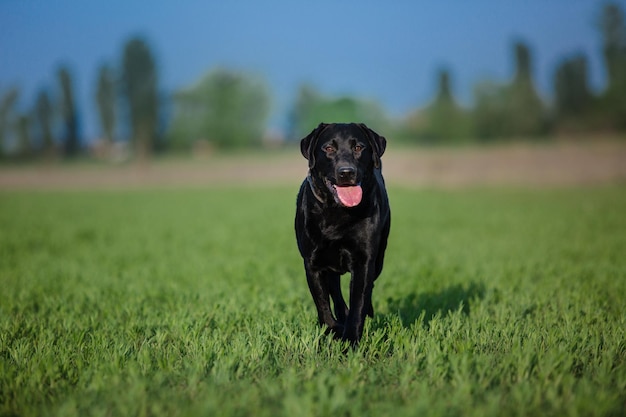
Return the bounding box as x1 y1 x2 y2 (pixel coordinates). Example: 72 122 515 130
301 123 386 208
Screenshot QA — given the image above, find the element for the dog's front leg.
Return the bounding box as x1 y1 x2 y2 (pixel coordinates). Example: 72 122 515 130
305 268 343 336
328 273 349 325
343 261 376 344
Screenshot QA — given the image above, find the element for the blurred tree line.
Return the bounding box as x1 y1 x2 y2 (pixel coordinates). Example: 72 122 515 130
403 3 626 144
287 84 389 141
0 36 163 162
0 3 624 162
168 69 270 151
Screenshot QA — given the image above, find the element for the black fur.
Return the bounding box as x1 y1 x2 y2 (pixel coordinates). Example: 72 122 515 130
295 123 390 345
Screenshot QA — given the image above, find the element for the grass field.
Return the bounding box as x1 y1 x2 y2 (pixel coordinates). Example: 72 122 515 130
1 185 625 416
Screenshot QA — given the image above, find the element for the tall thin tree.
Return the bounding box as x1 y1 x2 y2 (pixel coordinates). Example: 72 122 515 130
58 66 80 156
35 89 55 157
0 87 19 156
96 64 117 155
507 41 546 137
425 68 470 142
16 114 32 157
600 3 626 92
599 2 626 129
435 69 454 104
121 37 158 161
554 54 592 118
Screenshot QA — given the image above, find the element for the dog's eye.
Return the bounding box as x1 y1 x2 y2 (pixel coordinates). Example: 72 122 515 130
353 144 364 152
323 145 335 153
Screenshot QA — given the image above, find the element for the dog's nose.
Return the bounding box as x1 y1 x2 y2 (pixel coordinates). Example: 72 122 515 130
337 166 356 184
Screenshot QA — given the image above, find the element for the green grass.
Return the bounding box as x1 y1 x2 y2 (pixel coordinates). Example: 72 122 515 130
1 185 625 417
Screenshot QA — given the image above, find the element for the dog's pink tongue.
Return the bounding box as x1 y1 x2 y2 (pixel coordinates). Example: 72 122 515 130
335 185 362 207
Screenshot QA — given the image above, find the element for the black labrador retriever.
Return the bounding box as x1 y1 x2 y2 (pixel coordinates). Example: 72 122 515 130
295 123 390 345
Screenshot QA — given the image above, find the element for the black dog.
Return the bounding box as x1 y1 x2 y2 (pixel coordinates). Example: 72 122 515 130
295 123 390 345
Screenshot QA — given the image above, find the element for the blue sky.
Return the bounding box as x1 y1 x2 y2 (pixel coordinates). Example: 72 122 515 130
0 1 607 139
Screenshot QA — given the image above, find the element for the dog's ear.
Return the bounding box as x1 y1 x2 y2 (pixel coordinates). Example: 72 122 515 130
300 123 328 169
358 123 387 168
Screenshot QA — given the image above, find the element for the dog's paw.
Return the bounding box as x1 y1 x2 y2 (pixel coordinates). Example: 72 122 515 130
340 330 361 348
325 324 345 340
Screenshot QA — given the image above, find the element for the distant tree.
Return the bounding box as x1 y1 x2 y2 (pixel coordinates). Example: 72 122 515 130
121 37 159 160
169 68 270 149
0 87 19 156
514 42 532 81
601 3 626 91
599 2 626 130
506 41 547 137
288 84 320 141
96 64 117 153
35 89 55 157
16 114 32 157
554 54 593 126
472 43 547 140
436 68 453 102
58 66 80 156
288 84 388 140
418 68 472 143
472 80 509 140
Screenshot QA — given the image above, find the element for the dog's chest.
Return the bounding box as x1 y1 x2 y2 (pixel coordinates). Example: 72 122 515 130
301 202 374 274
311 242 353 274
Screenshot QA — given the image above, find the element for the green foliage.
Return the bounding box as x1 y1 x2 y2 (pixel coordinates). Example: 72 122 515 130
600 2 626 90
471 80 510 140
1 185 625 417
554 54 593 120
0 86 19 155
121 37 159 160
288 84 388 140
15 114 32 157
598 2 626 130
3 4 626 161
407 69 473 144
507 42 548 137
405 42 549 144
95 64 117 146
35 89 55 156
168 68 271 150
58 66 80 157
472 42 548 141
505 79 547 138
